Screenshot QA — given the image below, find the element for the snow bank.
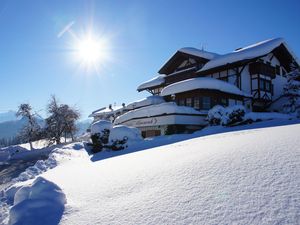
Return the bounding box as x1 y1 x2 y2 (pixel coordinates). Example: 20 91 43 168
114 102 204 125
32 122 300 225
199 38 300 72
179 47 219 60
125 96 165 110
160 77 252 97
90 120 112 135
8 177 66 225
137 75 165 91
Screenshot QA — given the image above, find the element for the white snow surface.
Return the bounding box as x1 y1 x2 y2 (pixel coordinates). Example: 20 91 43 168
5 122 297 225
137 75 166 91
125 95 165 111
199 38 300 72
8 177 66 225
160 77 252 97
114 102 204 125
179 47 219 60
1 121 300 224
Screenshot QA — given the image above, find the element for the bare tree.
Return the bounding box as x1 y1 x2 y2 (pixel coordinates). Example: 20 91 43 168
45 96 80 145
16 103 41 150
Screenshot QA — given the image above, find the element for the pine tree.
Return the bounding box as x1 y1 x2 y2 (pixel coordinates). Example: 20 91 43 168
283 69 300 113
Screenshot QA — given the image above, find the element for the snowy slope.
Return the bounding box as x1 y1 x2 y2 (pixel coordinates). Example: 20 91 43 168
3 122 298 225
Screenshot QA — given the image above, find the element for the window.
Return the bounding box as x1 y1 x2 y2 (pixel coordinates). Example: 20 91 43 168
259 79 272 92
259 80 265 89
220 98 228 106
178 99 185 106
186 98 192 107
202 97 211 110
194 97 200 110
265 81 271 92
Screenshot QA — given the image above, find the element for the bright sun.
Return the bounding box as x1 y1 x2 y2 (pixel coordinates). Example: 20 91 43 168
75 34 110 70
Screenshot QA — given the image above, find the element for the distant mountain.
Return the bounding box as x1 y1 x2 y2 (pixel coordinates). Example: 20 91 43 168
0 116 45 140
0 117 27 139
0 111 18 123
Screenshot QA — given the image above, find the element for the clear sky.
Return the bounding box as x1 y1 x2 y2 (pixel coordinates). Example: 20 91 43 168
0 0 299 119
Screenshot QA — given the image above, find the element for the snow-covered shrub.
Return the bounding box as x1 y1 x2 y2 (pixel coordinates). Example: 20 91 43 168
109 125 143 151
207 105 226 126
90 120 113 152
221 105 246 126
89 122 142 152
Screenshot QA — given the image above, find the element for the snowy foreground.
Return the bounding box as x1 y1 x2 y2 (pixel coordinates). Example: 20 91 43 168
1 121 300 225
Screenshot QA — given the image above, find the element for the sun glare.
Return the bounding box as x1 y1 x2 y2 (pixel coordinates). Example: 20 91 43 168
74 34 111 71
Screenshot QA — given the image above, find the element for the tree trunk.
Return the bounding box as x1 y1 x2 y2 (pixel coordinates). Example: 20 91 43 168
29 141 33 150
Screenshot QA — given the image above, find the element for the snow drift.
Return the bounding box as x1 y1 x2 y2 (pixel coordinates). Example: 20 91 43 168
8 177 66 225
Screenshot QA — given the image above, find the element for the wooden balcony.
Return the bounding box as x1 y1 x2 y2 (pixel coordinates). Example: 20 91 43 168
249 62 276 78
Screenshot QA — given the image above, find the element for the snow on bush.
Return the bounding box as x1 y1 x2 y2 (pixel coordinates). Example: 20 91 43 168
90 120 113 152
90 121 143 152
109 125 143 150
8 177 66 225
221 105 246 126
90 120 112 135
207 105 226 125
207 105 246 126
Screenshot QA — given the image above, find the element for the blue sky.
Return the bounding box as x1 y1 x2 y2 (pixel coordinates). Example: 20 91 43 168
0 0 299 119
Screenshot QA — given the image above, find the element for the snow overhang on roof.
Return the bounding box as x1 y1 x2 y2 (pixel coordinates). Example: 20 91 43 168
197 38 300 74
125 96 165 110
114 102 205 125
160 77 252 98
137 75 166 92
89 106 124 117
178 47 219 60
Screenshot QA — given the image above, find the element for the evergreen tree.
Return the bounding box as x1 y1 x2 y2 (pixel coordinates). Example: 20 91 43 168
283 69 300 113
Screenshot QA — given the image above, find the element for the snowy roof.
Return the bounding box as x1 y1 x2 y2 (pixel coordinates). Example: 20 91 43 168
160 77 252 97
179 47 219 60
125 96 165 110
114 102 204 125
166 66 197 77
198 38 300 73
137 75 166 91
89 105 124 117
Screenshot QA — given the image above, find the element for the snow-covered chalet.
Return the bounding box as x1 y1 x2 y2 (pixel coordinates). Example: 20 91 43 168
90 38 300 137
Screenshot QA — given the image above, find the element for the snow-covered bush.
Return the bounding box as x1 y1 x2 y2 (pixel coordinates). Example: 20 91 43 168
90 120 113 152
90 121 142 152
221 105 246 126
109 125 143 151
207 105 246 126
207 105 226 126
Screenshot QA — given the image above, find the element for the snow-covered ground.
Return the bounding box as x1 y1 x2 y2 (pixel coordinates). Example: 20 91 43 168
1 119 299 225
